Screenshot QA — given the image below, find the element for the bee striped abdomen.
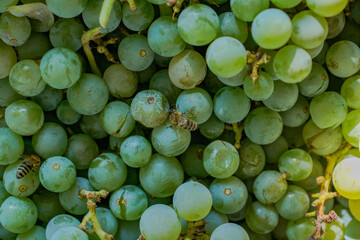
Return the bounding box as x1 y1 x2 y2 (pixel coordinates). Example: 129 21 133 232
16 162 32 179
181 119 198 131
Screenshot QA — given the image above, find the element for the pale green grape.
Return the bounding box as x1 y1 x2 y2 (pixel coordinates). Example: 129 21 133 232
245 201 279 234
306 42 324 58
280 95 309 128
103 64 138 98
297 62 329 97
278 148 313 181
230 0 269 22
273 45 312 84
271 0 301 8
49 18 84 51
0 13 31 46
122 0 154 31
342 110 360 147
218 12 248 43
306 0 348 17
217 65 249 87
46 0 87 18
295 158 323 191
0 40 17 78
0 127 23 165
341 75 360 109
243 72 274 101
326 12 345 39
251 8 292 49
333 156 360 200
210 223 250 240
263 81 298 112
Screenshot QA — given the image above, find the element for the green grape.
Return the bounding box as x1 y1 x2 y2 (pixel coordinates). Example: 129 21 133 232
64 134 99 170
110 185 148 220
203 210 228 235
151 119 191 157
286 217 315 240
120 135 152 168
115 220 140 240
138 64 156 84
305 42 324 59
302 119 343 156
3 160 40 197
263 136 288 164
294 158 324 191
118 34 154 72
49 18 84 51
176 87 213 124
46 0 87 18
273 45 312 83
326 40 360 78
275 185 310 221
154 54 171 67
80 114 107 139
313 41 328 65
31 85 63 112
140 204 181 240
148 16 186 57
0 77 25 107
244 107 283 145
322 220 345 240
45 214 81 239
341 75 360 109
130 90 169 128
210 176 248 214
251 8 291 49
67 73 109 115
122 1 154 31
0 127 24 165
32 189 65 223
49 226 88 240
177 4 219 46
263 81 298 111
9 59 46 97
15 32 51 61
230 0 269 22
173 182 212 221
326 12 346 39
169 50 207 89
0 196 37 233
297 62 329 97
253 170 288 204
180 144 208 178
271 0 301 8
203 140 239 179
149 69 181 105
56 100 81 125
103 64 138 98
245 201 279 234
40 48 82 89
343 110 360 147
218 12 248 43
0 12 31 46
278 148 313 181
88 153 127 192
206 37 247 78
346 219 360 239
283 126 306 148
333 156 360 199
306 0 348 17
333 204 352 227
211 223 250 240
0 181 10 206
39 156 76 192
217 64 249 87
100 101 135 138
139 153 184 198
213 86 250 124
227 195 252 222
199 113 225 140
59 177 93 215
243 72 274 101
0 40 17 78
0 222 17 239
235 139 266 179
291 10 328 49
309 91 347 129
0 0 18 13
280 95 309 128
17 225 46 240
5 100 44 136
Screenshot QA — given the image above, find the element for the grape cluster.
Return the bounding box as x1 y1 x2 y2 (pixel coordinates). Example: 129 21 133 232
0 0 360 240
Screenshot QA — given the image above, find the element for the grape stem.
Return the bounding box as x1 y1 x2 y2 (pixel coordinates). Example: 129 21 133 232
93 37 119 64
306 142 352 240
120 0 137 10
99 0 115 28
78 189 113 240
225 122 244 149
81 28 106 77
179 220 210 240
246 48 270 83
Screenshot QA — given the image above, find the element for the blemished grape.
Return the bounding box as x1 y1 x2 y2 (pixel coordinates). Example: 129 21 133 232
177 4 219 46
140 204 181 240
0 12 31 47
0 196 38 233
342 109 360 147
173 182 212 221
333 156 360 199
253 170 288 204
45 214 81 239
230 0 269 22
251 8 292 50
210 223 250 240
245 201 279 234
203 140 240 179
278 148 313 181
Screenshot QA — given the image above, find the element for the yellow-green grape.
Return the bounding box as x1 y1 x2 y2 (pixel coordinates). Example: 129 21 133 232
333 156 360 199
349 199 360 221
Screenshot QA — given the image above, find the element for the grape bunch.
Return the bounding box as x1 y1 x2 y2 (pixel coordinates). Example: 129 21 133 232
0 0 360 240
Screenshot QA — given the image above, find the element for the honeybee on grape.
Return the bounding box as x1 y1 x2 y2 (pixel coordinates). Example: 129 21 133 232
16 155 41 179
169 106 199 131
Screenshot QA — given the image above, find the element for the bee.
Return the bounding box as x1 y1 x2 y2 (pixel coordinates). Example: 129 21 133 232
169 106 199 131
16 155 41 179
